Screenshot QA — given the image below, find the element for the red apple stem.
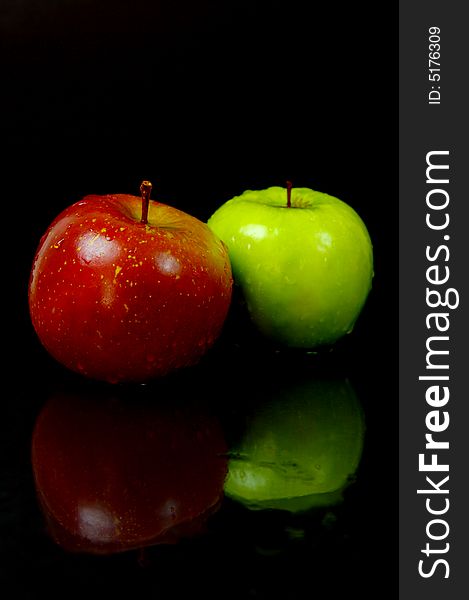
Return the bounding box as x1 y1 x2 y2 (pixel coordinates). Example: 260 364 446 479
286 180 293 208
140 180 153 224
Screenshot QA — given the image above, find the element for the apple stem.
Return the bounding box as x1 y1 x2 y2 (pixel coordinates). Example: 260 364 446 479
140 180 153 224
286 180 292 208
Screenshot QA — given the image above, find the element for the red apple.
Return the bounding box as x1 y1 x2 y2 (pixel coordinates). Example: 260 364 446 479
28 182 233 383
31 386 228 554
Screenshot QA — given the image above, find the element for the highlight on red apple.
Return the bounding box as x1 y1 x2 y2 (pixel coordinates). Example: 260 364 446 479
31 385 228 554
28 181 233 383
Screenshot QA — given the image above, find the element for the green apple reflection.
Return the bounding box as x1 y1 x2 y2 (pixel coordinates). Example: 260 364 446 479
224 376 365 512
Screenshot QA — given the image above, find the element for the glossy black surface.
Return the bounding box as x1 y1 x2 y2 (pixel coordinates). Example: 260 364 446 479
3 1 397 597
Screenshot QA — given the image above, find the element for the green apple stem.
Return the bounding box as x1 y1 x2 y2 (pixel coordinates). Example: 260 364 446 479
140 180 153 224
286 180 292 208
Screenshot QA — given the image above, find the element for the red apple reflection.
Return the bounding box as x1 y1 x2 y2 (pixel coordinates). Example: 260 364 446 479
31 384 227 554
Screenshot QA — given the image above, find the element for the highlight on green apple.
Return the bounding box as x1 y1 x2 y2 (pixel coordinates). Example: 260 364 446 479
224 376 365 513
207 184 373 348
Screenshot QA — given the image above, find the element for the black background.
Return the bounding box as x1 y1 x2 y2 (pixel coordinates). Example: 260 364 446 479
2 1 397 598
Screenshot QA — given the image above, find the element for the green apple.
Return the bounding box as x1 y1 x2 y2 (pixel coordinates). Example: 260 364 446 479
207 185 373 348
224 377 365 512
